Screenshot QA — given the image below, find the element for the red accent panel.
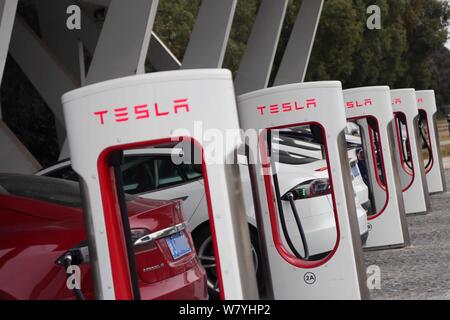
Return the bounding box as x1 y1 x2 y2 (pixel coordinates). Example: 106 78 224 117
97 137 226 300
393 112 415 192
97 152 133 299
418 109 434 174
368 125 387 191
259 122 341 269
348 116 389 221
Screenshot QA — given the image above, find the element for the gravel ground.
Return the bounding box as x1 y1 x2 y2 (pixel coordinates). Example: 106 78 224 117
364 170 450 299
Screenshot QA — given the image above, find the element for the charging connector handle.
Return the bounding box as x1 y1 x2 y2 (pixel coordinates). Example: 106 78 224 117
268 130 309 260
286 192 309 260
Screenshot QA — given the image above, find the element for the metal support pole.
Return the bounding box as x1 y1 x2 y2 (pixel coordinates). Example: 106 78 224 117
181 0 237 69
234 0 288 95
0 1 41 173
0 0 17 85
273 0 324 85
35 0 83 82
85 0 159 84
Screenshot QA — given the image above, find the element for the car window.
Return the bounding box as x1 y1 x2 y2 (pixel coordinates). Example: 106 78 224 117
180 163 202 180
0 174 82 207
155 158 184 188
45 165 79 182
275 150 318 165
41 154 189 195
122 156 156 194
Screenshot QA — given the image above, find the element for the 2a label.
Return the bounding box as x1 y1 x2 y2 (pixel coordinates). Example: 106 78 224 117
304 272 316 285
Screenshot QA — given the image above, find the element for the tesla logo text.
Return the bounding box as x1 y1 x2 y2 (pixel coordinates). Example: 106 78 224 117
256 98 317 116
346 98 373 109
93 98 190 125
392 98 402 105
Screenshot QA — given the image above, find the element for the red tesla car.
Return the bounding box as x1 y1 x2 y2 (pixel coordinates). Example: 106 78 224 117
0 174 207 300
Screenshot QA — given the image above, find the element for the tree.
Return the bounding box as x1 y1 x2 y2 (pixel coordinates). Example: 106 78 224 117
153 0 201 61
399 0 450 89
305 0 364 86
430 46 450 107
345 0 409 88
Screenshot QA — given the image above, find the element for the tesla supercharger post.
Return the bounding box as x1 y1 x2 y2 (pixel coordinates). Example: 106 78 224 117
237 81 369 299
416 90 447 194
343 87 410 249
61 69 259 300
390 89 430 215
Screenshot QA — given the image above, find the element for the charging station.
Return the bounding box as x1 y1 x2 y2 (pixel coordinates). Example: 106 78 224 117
61 69 259 300
237 81 369 300
390 89 430 215
343 87 410 250
416 90 447 194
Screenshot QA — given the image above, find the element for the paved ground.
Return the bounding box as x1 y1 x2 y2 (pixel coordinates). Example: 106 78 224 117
443 156 450 170
364 170 450 299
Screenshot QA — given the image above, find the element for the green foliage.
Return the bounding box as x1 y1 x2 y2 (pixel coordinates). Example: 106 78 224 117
430 47 450 107
397 0 449 89
153 0 202 60
3 0 450 165
304 0 449 90
345 0 408 87
305 0 364 85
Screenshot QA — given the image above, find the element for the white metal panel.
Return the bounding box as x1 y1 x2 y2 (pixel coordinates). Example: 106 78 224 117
237 81 368 299
343 86 409 249
63 69 258 300
390 89 430 215
416 90 446 194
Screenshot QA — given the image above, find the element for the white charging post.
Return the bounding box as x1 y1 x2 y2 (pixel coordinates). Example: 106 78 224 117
237 81 369 299
343 87 410 249
390 89 430 215
61 69 259 300
416 90 447 194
